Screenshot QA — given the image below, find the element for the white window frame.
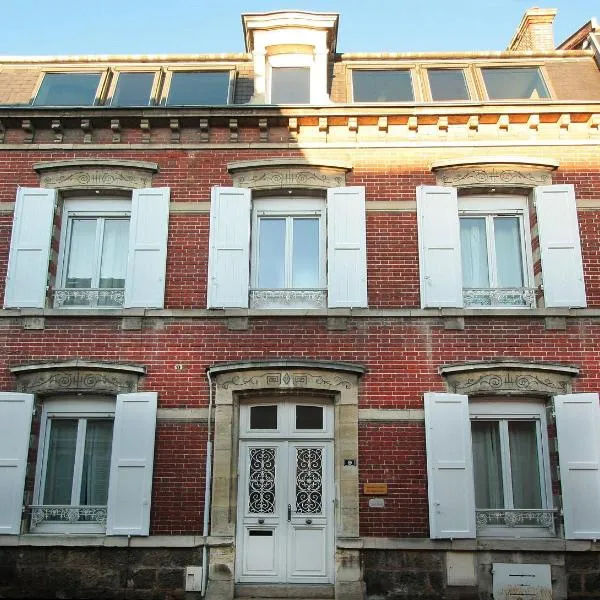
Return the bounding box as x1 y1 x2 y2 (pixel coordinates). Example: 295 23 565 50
469 398 554 538
55 197 131 309
250 197 326 309
459 195 535 308
240 398 333 440
267 54 313 104
32 396 115 534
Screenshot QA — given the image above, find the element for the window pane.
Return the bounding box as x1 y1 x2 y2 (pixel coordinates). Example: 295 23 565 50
167 71 229 105
33 73 100 106
250 405 278 429
43 420 78 505
112 72 154 106
460 218 490 288
80 420 113 505
258 218 286 288
100 219 129 289
482 67 550 100
66 219 97 289
271 67 310 104
509 421 542 509
353 70 414 102
494 217 524 288
471 421 504 509
292 218 319 288
296 405 323 430
428 69 470 101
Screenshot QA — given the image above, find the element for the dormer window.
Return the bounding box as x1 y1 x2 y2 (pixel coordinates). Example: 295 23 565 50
242 11 338 105
481 67 550 100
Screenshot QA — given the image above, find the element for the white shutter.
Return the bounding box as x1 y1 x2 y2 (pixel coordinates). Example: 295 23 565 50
416 186 462 308
554 393 600 539
326 186 368 308
535 184 586 307
424 392 476 539
0 393 33 534
4 187 55 308
106 392 157 536
207 186 251 308
124 187 170 308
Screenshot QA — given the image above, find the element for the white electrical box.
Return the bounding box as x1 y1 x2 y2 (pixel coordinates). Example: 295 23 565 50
184 566 203 592
492 563 552 600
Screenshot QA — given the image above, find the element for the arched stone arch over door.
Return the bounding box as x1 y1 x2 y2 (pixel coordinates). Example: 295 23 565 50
205 359 365 600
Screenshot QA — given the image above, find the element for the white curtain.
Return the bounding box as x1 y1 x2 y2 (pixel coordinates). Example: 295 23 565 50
494 217 523 288
460 218 489 288
43 420 77 505
80 420 113 506
99 219 129 289
66 219 96 288
471 421 504 508
509 421 542 509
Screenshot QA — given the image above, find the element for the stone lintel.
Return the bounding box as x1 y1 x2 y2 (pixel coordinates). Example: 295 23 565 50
11 360 146 395
440 361 579 396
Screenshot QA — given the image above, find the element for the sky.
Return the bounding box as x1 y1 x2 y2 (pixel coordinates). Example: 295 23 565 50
1 0 598 56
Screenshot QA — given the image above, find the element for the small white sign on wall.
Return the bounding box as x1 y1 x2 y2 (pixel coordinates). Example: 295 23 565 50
492 563 552 600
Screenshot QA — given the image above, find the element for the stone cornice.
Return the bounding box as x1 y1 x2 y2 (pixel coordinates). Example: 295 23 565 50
208 359 366 377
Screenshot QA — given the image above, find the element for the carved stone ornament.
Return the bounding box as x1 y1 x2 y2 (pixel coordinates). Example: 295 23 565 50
440 362 578 396
12 361 145 395
435 166 553 188
39 167 153 190
220 371 355 390
233 167 346 190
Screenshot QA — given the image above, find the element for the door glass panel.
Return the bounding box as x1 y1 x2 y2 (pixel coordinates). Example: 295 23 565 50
248 448 276 514
292 218 319 288
250 405 278 430
80 420 113 506
295 447 323 514
509 421 542 509
296 405 323 430
471 421 504 509
43 419 78 504
258 218 286 288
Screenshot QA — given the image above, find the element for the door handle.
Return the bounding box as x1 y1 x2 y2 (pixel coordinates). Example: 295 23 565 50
287 504 291 522
305 518 312 525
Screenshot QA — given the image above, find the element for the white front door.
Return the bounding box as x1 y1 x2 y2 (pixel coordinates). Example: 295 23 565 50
236 401 334 584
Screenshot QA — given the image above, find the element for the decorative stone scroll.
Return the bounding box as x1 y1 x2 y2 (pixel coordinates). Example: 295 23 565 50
431 157 558 189
220 370 355 391
440 361 578 396
11 360 145 394
33 159 158 190
228 159 351 191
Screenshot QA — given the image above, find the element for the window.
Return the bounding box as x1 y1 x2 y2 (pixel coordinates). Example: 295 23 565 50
271 67 310 104
55 198 130 308
352 69 414 102
459 196 533 308
4 186 170 310
470 400 553 537
166 71 230 105
32 397 115 534
33 73 103 106
427 69 470 101
207 185 367 309
251 198 326 308
110 72 155 106
481 67 550 100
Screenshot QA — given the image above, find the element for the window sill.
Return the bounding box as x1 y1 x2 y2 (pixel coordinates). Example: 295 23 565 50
249 288 327 309
0 534 208 547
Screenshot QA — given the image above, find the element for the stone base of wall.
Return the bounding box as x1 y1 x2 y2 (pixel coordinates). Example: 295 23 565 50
363 549 600 600
0 546 202 599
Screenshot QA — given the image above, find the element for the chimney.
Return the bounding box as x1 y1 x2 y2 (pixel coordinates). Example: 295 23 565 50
508 7 557 51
